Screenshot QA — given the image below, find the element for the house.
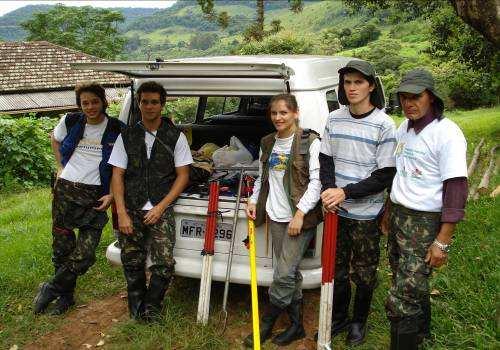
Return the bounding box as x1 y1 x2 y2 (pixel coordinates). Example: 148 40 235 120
0 41 130 115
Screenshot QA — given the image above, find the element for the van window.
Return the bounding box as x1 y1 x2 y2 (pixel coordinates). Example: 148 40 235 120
204 97 241 120
164 96 199 124
326 90 339 112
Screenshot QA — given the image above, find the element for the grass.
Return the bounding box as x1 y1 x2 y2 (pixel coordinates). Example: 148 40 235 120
0 107 498 349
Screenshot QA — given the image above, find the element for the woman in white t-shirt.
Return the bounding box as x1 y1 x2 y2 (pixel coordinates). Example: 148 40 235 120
243 94 322 347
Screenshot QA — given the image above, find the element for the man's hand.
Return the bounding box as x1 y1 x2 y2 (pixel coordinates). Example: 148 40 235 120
94 194 113 211
246 203 257 220
288 210 304 236
321 188 346 212
118 212 133 235
425 244 447 268
144 204 166 225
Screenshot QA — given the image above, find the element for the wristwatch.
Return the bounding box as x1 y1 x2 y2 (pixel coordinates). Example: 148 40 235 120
432 239 450 253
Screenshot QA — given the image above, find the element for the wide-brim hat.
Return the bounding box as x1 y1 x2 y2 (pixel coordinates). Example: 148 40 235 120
396 69 444 115
337 59 385 110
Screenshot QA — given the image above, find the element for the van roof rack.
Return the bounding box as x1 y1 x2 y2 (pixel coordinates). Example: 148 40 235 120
71 61 294 80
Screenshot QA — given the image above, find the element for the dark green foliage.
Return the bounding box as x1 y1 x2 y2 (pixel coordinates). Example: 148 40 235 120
189 32 219 50
0 116 57 190
239 32 311 55
340 22 381 49
21 4 126 59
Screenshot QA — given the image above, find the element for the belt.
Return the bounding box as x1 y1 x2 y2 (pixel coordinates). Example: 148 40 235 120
58 178 102 191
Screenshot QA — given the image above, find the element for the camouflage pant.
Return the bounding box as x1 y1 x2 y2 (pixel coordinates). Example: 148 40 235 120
268 220 316 308
335 216 381 289
51 178 108 275
385 202 440 320
118 208 176 280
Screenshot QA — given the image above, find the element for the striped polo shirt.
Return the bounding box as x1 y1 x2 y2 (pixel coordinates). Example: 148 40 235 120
320 107 396 220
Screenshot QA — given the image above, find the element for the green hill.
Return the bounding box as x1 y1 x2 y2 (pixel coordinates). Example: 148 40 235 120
0 4 162 41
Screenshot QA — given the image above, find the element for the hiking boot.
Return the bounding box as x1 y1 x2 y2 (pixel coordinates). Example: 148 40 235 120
417 296 431 345
243 302 283 348
272 299 306 346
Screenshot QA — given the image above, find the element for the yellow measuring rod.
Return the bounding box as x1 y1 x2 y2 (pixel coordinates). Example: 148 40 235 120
248 219 261 350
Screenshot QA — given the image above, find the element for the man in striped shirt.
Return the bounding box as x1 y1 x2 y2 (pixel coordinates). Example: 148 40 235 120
318 60 397 346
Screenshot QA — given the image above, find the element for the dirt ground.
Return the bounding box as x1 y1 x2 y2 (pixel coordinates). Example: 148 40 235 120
24 293 129 350
23 288 321 350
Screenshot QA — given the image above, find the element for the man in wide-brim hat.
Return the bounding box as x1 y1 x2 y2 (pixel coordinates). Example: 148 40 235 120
383 69 468 349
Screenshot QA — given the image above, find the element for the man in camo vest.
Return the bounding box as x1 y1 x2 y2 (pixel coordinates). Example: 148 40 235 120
384 69 467 349
109 81 192 321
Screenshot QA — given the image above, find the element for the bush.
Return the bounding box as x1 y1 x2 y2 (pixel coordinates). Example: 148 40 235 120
433 62 499 109
238 31 312 55
0 116 57 190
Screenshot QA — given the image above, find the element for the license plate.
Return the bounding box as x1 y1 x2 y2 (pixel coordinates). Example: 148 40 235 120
180 219 233 241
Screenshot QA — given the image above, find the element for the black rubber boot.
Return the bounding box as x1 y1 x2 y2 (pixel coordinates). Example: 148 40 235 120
272 299 306 346
417 296 431 344
50 293 76 315
390 317 419 350
33 267 77 315
124 267 147 320
142 274 171 322
346 285 374 346
243 302 283 348
314 280 351 341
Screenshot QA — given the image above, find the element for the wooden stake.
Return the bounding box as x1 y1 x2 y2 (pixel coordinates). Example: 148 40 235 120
467 138 485 177
477 145 498 194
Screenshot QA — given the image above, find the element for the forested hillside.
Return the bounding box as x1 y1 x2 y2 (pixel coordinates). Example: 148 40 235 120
1 0 497 109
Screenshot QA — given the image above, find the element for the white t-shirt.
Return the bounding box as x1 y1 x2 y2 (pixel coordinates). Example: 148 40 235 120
250 134 321 223
320 107 396 220
108 130 193 210
390 118 467 212
53 114 108 185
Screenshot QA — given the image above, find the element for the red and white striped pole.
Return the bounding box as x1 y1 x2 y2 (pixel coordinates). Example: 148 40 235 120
317 211 339 350
197 181 220 324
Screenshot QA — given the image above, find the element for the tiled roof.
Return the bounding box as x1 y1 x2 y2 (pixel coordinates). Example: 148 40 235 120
0 41 130 93
0 87 129 114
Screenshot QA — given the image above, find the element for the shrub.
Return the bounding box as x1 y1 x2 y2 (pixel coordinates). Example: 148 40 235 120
433 62 499 110
0 116 57 190
238 31 312 55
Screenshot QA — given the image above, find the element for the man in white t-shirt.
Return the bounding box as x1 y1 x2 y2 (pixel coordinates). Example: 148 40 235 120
385 69 467 349
318 60 397 345
109 81 192 321
34 82 124 316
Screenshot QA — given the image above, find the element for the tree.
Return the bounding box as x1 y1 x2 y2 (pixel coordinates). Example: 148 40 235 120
342 0 499 46
21 5 125 59
197 0 303 41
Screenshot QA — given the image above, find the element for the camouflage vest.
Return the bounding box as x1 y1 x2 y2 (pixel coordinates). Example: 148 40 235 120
122 118 180 210
255 128 323 229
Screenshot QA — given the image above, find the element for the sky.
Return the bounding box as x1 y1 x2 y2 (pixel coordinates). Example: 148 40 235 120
0 0 177 16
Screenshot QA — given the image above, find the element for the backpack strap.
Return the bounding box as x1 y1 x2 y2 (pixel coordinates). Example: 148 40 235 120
299 128 320 166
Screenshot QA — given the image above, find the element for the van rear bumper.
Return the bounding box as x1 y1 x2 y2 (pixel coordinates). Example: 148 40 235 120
106 241 321 289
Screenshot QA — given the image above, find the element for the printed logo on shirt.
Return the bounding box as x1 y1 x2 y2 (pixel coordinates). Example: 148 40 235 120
395 142 405 156
76 139 102 156
269 152 290 171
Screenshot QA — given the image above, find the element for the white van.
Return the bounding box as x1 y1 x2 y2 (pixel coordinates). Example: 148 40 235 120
74 55 380 289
